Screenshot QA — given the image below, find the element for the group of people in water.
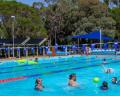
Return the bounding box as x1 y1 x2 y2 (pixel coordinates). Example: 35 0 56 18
34 73 78 91
34 57 119 91
100 58 120 90
100 77 120 90
34 74 120 91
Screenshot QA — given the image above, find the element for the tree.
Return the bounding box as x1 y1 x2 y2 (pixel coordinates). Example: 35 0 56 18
0 0 47 38
111 8 120 40
44 0 116 44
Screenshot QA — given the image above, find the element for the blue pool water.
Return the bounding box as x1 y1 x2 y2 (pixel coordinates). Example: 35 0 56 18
0 55 120 96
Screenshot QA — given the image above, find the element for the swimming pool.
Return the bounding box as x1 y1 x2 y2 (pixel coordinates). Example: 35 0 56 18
0 55 120 96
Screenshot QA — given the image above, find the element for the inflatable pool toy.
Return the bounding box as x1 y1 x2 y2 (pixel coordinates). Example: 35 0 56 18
17 59 26 63
93 77 100 83
17 59 37 64
28 61 38 64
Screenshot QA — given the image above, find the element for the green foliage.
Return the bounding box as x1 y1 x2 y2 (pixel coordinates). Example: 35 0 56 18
44 0 116 44
0 0 47 38
110 8 120 40
0 0 120 44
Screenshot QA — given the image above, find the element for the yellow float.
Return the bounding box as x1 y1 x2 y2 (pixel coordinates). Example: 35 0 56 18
28 61 38 64
17 59 26 63
17 59 38 64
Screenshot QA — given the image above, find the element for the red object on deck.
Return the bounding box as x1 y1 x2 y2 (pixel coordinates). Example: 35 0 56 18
0 76 26 83
52 47 56 56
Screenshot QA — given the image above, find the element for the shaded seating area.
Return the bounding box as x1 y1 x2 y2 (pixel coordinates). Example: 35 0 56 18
47 51 70 55
0 38 46 58
0 38 26 46
26 38 43 45
46 46 70 56
71 31 112 41
70 31 119 55
0 38 44 45
91 49 116 55
90 42 119 55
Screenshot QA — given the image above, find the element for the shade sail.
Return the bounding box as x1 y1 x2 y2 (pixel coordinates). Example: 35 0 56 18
71 31 112 41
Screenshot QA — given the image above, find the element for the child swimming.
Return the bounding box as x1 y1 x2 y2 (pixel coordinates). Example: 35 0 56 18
35 78 44 91
68 73 78 87
112 77 118 84
103 58 107 64
101 59 114 74
105 68 113 73
112 77 120 85
35 58 38 62
101 65 113 74
100 81 108 90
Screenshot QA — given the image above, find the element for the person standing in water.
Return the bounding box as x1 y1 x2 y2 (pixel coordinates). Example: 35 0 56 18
68 73 78 87
103 58 107 64
112 77 120 85
101 58 114 74
112 77 118 84
35 78 44 91
100 81 109 90
35 58 38 62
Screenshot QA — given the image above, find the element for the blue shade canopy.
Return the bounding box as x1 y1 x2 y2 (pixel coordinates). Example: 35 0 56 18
71 31 113 41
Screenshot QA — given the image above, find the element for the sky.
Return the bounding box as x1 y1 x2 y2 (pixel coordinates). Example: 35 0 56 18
17 0 45 6
17 0 116 8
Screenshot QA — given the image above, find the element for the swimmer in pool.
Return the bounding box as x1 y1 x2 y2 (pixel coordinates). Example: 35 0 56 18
35 58 38 62
68 73 78 87
35 78 44 91
112 77 120 85
112 77 118 84
100 81 108 90
105 68 113 74
101 62 113 74
103 58 107 64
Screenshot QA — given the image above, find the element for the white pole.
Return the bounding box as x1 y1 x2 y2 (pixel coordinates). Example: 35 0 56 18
118 0 119 8
78 38 79 47
100 29 102 49
8 47 10 58
37 47 38 56
11 16 15 58
26 48 28 57
55 31 56 45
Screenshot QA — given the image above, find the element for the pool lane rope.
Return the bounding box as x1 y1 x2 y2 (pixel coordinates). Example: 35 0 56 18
0 57 100 74
0 56 96 71
0 59 120 83
0 57 98 71
0 76 27 83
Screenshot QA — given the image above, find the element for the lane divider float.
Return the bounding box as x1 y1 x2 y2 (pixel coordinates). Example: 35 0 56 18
0 76 27 83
